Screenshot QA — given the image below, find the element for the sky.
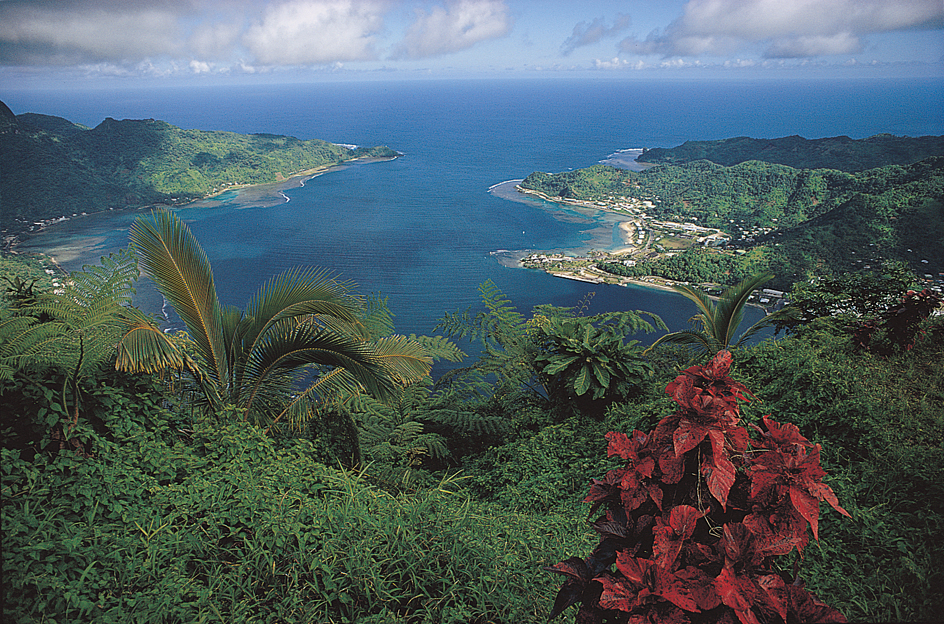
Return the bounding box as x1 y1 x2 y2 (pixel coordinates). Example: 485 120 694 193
0 0 942 87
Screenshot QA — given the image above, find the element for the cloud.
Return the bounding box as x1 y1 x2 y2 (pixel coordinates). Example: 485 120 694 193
391 0 511 59
0 1 186 65
560 14 631 56
243 0 386 65
619 0 944 59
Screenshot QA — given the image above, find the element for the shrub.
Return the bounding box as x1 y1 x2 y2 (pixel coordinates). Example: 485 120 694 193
546 350 849 623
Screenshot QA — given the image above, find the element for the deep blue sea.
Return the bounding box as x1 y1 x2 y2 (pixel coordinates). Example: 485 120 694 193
7 77 944 358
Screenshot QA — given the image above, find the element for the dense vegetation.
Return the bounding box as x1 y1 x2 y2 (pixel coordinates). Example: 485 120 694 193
2 238 942 622
637 134 944 172
0 100 397 236
2 125 943 622
520 145 944 289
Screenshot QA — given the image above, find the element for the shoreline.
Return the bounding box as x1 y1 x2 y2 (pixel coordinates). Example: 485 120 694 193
6 154 396 253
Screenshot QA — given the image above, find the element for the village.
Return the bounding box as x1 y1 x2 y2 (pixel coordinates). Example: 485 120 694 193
516 186 794 309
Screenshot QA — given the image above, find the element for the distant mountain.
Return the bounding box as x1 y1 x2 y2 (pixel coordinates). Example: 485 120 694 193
0 101 397 237
637 134 944 172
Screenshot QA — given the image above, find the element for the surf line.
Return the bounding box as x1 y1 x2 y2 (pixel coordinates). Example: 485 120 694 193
488 179 524 191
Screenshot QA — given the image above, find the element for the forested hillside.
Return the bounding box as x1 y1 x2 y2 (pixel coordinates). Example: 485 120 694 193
637 133 944 171
0 101 397 235
2 241 942 622
520 154 944 289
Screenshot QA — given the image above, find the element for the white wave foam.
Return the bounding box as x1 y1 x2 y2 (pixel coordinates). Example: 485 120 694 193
488 179 524 191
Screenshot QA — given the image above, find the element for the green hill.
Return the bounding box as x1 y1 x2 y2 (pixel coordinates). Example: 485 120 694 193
520 153 944 289
0 102 397 236
636 134 944 172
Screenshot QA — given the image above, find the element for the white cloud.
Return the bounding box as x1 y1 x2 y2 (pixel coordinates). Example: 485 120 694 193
243 0 386 65
620 0 944 59
0 3 184 64
560 14 631 56
189 21 244 60
391 0 511 60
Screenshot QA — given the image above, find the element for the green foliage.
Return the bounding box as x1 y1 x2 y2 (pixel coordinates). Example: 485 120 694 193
437 280 664 418
2 411 592 623
0 250 170 440
533 315 653 407
466 418 612 514
645 272 791 359
637 134 944 172
598 246 769 287
777 262 917 330
521 154 944 289
1 106 397 232
123 209 431 434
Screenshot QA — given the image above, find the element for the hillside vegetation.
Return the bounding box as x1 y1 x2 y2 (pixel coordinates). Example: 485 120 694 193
637 133 944 172
520 138 944 289
2 246 942 622
0 100 397 236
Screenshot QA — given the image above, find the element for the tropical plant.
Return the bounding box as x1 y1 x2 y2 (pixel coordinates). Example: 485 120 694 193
118 208 431 430
0 250 174 442
546 350 850 623
437 280 665 412
645 273 791 358
533 314 655 410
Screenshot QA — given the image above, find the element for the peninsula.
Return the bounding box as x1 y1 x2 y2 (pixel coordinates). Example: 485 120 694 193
516 135 944 294
0 100 397 245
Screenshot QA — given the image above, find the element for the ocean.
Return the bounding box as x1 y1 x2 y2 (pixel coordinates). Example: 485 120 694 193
7 76 944 354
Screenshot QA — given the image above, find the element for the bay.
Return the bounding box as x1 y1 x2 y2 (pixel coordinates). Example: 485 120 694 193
11 77 944 352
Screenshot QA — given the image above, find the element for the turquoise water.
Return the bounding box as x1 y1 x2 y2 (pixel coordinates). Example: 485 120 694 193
11 77 944 342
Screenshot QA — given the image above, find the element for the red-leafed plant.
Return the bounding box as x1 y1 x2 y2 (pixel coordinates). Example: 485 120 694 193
546 350 850 624
850 288 943 354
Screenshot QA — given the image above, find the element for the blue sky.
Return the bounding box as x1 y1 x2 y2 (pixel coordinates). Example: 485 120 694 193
1 0 942 87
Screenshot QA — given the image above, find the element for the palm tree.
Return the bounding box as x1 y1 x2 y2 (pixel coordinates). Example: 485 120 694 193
645 273 791 358
117 209 431 431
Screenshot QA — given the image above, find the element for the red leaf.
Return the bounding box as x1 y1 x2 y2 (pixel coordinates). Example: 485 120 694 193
607 430 649 461
715 566 761 624
674 418 710 457
615 551 651 584
703 446 736 510
786 584 849 623
597 572 647 613
621 484 649 514
648 482 665 512
658 445 685 484
809 481 851 518
655 567 700 613
789 485 821 542
705 350 733 379
652 505 702 570
756 574 789 622
668 374 698 410
758 414 811 449
669 505 701 538
744 508 810 557
675 566 721 611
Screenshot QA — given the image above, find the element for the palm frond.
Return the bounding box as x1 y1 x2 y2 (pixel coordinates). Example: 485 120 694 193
129 209 229 387
732 305 795 348
713 273 774 348
645 329 714 355
115 318 184 374
246 266 364 332
408 334 467 363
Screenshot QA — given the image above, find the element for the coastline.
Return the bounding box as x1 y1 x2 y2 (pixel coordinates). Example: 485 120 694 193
7 153 396 253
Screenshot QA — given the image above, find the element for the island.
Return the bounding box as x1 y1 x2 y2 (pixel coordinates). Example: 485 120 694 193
515 135 944 295
0 100 398 247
